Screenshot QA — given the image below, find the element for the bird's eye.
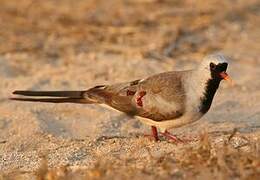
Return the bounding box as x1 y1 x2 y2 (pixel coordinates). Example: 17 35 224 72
210 63 216 70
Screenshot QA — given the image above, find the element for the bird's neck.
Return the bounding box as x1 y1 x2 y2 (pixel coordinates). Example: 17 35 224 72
199 78 221 114
187 69 221 114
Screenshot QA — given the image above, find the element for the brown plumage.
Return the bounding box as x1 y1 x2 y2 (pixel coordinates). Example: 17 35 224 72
12 72 186 121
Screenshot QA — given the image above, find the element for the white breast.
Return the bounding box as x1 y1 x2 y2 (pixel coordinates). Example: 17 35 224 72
142 94 181 115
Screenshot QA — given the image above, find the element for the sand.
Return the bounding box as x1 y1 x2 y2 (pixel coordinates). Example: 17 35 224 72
0 0 259 179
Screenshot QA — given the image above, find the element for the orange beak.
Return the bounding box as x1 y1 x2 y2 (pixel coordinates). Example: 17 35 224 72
219 72 233 86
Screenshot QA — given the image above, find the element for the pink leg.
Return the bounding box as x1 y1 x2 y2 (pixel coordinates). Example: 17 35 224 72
151 126 159 141
160 130 184 143
143 126 159 141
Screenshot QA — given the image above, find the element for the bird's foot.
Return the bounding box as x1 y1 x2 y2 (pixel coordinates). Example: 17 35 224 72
144 127 196 143
160 130 184 143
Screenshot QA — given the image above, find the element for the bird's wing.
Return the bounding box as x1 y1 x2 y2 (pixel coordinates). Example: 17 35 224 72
12 72 187 122
134 71 186 121
84 79 141 113
90 72 186 121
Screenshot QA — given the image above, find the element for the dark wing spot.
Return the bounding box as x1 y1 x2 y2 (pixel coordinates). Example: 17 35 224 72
130 79 140 86
126 90 136 96
93 85 106 89
136 91 146 107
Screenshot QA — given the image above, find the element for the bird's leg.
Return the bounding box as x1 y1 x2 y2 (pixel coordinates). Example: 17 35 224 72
151 126 159 141
143 126 159 141
160 130 184 143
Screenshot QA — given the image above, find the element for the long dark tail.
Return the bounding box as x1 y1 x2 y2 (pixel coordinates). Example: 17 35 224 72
10 86 109 104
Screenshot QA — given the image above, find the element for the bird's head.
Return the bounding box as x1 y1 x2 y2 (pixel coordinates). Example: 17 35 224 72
199 54 232 83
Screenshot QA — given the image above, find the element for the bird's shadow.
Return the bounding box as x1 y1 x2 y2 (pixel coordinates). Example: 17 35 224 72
98 113 144 139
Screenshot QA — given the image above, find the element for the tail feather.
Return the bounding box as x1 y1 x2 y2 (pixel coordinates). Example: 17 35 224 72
11 86 110 104
13 90 85 98
9 97 89 103
11 90 93 104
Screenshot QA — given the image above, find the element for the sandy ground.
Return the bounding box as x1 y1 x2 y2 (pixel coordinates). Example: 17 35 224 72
0 0 259 179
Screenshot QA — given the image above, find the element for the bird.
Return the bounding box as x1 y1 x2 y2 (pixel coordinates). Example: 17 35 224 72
10 54 231 142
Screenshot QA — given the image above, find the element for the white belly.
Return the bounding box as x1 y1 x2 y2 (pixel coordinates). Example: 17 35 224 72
137 112 203 132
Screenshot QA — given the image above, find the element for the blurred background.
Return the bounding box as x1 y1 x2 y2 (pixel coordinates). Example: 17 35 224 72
0 0 259 97
0 0 259 178
0 0 259 74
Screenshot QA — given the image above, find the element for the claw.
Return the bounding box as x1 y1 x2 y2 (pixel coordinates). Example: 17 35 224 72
160 130 184 143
